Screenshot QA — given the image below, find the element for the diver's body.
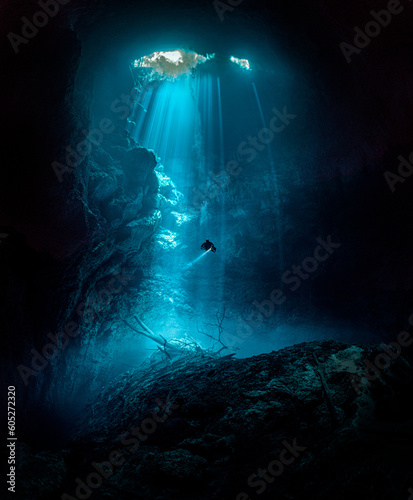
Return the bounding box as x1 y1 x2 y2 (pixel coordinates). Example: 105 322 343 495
201 239 216 253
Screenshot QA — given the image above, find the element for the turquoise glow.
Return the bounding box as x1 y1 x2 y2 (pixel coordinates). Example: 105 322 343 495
128 75 198 173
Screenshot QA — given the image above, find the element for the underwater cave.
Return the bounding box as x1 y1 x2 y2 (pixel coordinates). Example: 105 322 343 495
1 0 413 498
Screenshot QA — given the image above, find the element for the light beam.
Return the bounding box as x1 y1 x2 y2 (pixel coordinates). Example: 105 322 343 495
182 249 211 272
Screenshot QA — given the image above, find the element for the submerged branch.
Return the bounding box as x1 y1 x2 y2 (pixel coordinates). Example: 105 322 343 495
312 353 339 428
123 319 179 351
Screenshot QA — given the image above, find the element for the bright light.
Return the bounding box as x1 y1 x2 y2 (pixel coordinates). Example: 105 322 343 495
146 50 184 65
182 249 211 272
133 50 215 79
230 56 251 71
162 50 183 64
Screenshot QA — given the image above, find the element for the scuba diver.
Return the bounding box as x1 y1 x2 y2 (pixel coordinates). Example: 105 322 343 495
201 239 216 253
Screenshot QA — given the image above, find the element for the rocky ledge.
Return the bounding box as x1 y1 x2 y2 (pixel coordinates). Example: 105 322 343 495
15 339 413 500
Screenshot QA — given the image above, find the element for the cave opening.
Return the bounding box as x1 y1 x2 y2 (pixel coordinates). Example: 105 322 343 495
2 0 413 496
102 46 295 363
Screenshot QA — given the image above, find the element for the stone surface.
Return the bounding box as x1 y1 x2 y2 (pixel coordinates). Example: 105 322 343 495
14 340 413 499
